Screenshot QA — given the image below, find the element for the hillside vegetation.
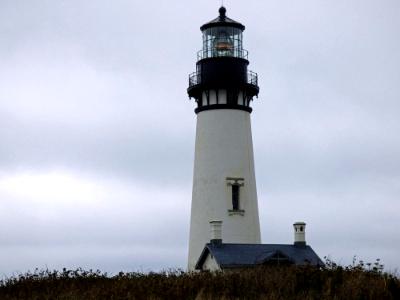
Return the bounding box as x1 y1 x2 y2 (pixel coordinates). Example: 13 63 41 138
1 259 399 299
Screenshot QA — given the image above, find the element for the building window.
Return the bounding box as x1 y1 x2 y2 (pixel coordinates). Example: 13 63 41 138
226 177 245 215
226 90 238 105
232 184 239 210
263 251 293 266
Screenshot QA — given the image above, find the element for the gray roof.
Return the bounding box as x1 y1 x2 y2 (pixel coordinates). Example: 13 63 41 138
195 243 324 270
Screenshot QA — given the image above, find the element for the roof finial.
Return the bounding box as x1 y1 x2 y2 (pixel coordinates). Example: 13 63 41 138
219 6 226 18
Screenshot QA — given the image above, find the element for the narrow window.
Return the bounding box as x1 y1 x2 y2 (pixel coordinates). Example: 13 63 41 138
232 184 240 210
226 177 244 215
227 90 237 104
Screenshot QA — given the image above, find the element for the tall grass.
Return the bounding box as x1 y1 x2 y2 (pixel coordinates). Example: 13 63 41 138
0 259 399 299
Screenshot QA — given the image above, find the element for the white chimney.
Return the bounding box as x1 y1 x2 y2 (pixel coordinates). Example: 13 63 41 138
210 220 223 244
293 222 306 246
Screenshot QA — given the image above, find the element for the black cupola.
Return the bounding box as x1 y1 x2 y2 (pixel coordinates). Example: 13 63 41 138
188 7 259 114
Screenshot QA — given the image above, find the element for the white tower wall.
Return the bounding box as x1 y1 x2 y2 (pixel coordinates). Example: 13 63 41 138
188 103 261 270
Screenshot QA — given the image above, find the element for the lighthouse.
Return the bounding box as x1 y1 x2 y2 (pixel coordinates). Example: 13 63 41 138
187 7 261 270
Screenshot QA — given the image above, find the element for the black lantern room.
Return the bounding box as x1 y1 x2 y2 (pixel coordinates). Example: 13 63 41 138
188 7 259 114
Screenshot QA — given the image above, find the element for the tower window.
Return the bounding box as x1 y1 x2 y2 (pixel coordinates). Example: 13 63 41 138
226 90 238 105
226 177 245 215
232 184 240 210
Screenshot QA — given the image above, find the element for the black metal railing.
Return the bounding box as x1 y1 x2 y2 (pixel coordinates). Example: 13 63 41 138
248 70 258 86
188 71 258 88
197 47 249 61
189 72 200 87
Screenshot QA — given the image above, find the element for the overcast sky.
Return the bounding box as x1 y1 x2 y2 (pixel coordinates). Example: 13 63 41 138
0 0 399 276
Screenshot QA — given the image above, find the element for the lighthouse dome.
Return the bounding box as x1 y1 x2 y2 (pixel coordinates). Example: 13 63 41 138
200 6 245 31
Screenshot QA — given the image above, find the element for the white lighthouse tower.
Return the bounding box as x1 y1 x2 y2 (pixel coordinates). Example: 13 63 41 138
187 7 261 270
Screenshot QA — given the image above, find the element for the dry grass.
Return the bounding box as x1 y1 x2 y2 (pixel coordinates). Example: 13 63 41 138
0 259 399 299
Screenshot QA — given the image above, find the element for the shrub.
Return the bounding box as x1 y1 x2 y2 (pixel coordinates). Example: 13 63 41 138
0 259 399 299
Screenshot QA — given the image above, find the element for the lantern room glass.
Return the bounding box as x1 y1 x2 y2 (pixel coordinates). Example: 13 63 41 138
200 26 246 60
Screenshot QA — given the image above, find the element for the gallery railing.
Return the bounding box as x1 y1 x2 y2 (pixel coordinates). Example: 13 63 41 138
189 70 258 88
